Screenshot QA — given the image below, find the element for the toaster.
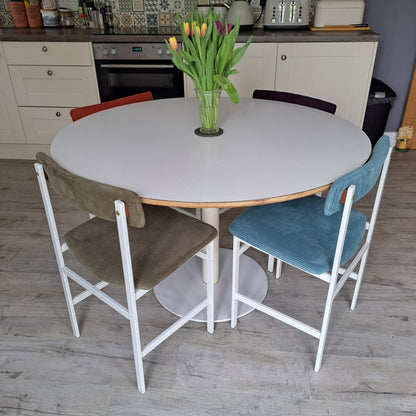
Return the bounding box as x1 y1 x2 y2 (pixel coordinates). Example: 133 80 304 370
312 0 365 27
264 0 310 30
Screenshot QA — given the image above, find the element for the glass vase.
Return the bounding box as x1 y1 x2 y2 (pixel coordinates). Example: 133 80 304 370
195 89 222 135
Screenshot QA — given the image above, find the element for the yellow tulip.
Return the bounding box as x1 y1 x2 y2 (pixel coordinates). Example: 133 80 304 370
191 20 197 35
184 22 190 36
168 37 178 51
201 22 207 37
195 25 201 38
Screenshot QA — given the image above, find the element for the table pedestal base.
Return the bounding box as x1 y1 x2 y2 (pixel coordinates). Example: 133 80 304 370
153 248 268 323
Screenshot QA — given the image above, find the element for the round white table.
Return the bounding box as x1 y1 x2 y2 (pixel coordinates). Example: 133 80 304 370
51 97 371 322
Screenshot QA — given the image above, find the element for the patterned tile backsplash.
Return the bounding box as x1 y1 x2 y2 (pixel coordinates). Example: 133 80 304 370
0 0 262 30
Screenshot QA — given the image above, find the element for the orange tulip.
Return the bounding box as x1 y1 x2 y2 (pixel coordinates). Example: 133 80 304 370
168 36 178 50
201 22 207 37
184 22 190 36
191 20 197 35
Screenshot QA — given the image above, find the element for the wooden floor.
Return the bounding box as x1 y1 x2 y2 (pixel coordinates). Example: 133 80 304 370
1 151 415 416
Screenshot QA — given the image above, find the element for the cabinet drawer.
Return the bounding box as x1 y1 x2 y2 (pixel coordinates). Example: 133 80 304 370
19 107 72 144
9 65 99 107
3 42 93 66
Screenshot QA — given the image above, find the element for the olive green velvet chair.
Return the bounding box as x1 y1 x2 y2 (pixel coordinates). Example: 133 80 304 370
35 152 217 393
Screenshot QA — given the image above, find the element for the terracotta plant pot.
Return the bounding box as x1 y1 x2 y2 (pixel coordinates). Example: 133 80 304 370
9 1 28 27
25 5 42 27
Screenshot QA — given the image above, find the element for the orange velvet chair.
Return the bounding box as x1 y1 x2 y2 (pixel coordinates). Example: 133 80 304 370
70 91 153 122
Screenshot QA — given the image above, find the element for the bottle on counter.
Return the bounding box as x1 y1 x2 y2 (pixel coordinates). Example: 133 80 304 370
104 0 113 29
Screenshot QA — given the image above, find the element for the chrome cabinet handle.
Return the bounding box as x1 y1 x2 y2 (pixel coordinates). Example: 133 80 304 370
42 46 48 52
47 69 53 76
281 55 287 61
55 112 61 117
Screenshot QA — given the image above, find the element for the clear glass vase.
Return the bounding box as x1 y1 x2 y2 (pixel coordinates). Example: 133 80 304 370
195 89 221 135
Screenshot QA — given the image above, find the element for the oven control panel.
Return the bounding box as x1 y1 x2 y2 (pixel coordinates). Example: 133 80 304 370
93 43 178 60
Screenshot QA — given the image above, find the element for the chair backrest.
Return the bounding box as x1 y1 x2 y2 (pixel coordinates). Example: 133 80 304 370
324 135 391 216
70 91 153 122
36 152 145 227
252 89 337 114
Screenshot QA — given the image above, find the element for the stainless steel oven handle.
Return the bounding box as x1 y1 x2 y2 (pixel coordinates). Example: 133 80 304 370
100 64 175 69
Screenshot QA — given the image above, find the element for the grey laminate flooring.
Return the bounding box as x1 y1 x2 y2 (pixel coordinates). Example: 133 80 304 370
1 152 415 416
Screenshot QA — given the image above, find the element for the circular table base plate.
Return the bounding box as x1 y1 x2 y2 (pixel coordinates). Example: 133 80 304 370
153 248 268 323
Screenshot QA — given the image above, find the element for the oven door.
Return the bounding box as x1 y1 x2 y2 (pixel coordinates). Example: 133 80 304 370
95 59 184 102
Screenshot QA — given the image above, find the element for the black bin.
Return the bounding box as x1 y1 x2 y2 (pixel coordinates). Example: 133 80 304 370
362 78 396 147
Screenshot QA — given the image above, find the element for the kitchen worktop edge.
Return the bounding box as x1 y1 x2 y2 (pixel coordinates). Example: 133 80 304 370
0 27 380 43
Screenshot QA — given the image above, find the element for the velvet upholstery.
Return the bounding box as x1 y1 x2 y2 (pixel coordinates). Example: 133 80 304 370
36 153 217 290
65 205 217 290
252 89 337 114
324 135 390 215
229 136 390 275
229 196 366 275
36 152 145 228
69 91 153 122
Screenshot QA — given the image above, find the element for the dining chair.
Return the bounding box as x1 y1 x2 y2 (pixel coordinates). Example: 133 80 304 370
35 152 217 393
229 135 392 372
69 91 153 121
252 89 337 114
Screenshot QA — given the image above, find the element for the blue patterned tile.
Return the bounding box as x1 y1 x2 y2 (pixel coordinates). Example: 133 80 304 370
146 12 158 25
158 0 170 11
144 0 158 13
134 12 147 30
118 0 133 12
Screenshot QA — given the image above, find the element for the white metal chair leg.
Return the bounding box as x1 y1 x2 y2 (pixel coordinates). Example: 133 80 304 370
267 255 274 272
59 269 80 338
350 250 370 311
231 236 240 328
314 278 337 372
275 258 282 279
35 163 81 337
116 200 146 393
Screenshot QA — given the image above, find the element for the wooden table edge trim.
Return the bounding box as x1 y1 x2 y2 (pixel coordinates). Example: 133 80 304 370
140 184 331 208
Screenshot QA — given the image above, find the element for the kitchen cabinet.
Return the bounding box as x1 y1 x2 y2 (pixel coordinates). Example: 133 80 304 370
184 43 278 98
275 42 377 127
0 42 25 144
1 41 99 158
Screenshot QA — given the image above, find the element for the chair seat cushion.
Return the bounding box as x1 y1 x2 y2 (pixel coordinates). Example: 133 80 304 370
229 196 367 275
65 205 217 290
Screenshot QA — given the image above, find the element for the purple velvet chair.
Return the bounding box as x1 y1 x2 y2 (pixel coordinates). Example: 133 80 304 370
252 89 337 114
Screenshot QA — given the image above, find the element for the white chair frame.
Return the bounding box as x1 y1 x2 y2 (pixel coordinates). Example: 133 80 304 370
231 146 393 372
35 162 215 393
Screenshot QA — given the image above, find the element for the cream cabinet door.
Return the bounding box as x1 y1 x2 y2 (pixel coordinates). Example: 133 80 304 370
9 65 100 107
184 43 277 98
19 107 72 144
275 42 377 127
2 41 93 66
0 43 25 144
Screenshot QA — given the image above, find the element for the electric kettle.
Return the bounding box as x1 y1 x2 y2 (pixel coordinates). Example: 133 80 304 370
225 0 254 30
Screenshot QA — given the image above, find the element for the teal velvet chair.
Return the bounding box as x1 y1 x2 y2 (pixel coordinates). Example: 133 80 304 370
35 152 217 393
229 136 392 372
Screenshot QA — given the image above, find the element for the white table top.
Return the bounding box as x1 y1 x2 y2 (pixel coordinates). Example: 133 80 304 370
51 97 371 208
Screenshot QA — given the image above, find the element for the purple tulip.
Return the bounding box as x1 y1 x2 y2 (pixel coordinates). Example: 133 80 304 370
216 21 233 36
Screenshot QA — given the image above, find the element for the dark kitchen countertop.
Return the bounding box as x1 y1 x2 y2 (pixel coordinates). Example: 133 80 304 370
0 26 380 43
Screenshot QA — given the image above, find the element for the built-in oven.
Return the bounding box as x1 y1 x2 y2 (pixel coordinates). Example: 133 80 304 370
92 42 184 102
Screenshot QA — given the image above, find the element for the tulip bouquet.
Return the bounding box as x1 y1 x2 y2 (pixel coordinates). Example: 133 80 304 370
166 10 252 133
